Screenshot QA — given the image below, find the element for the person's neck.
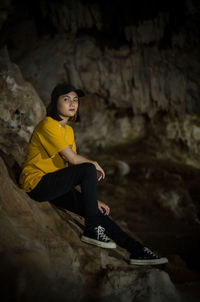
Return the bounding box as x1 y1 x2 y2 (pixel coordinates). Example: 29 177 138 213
59 117 69 128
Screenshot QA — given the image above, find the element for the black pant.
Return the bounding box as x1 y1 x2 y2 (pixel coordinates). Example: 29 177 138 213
28 163 141 252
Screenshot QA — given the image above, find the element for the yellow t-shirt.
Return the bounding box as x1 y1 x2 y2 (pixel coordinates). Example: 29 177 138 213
19 116 77 192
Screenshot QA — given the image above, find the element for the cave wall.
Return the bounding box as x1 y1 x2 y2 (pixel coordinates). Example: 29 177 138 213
1 0 200 165
3 0 200 116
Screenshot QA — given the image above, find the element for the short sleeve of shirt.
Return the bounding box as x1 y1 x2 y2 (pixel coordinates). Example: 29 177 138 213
36 118 71 157
71 129 77 154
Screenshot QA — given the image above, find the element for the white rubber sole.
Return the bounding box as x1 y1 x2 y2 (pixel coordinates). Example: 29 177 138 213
130 257 168 265
81 235 117 249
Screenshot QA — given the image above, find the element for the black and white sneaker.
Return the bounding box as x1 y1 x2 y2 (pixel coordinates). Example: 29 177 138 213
81 225 117 249
130 247 168 265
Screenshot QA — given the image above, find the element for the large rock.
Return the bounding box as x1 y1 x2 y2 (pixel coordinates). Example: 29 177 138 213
0 47 45 165
0 157 182 302
151 114 200 168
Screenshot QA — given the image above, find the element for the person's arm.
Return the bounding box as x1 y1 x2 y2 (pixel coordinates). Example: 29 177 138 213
59 147 105 181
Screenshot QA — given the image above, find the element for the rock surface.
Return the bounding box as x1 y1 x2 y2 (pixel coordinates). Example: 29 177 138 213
0 47 45 165
14 34 200 118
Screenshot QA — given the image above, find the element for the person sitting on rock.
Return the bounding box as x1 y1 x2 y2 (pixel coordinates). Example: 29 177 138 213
19 83 168 266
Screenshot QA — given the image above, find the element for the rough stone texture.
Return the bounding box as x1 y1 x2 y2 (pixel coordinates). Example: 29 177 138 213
0 47 45 164
1 0 200 121
14 35 200 118
150 114 200 168
6 0 199 120
73 99 146 152
0 157 182 302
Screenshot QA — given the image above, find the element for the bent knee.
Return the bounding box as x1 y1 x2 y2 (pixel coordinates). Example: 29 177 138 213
80 162 97 175
81 162 96 170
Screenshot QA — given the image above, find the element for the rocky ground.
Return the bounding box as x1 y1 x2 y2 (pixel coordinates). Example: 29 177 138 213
89 139 200 301
93 140 200 276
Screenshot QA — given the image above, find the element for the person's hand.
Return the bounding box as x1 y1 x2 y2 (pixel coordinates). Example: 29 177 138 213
93 161 105 181
97 170 104 181
98 200 110 215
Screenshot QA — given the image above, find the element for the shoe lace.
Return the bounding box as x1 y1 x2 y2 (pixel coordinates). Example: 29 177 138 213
95 226 109 241
143 247 156 257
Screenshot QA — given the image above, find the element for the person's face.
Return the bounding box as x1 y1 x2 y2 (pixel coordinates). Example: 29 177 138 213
57 91 79 119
